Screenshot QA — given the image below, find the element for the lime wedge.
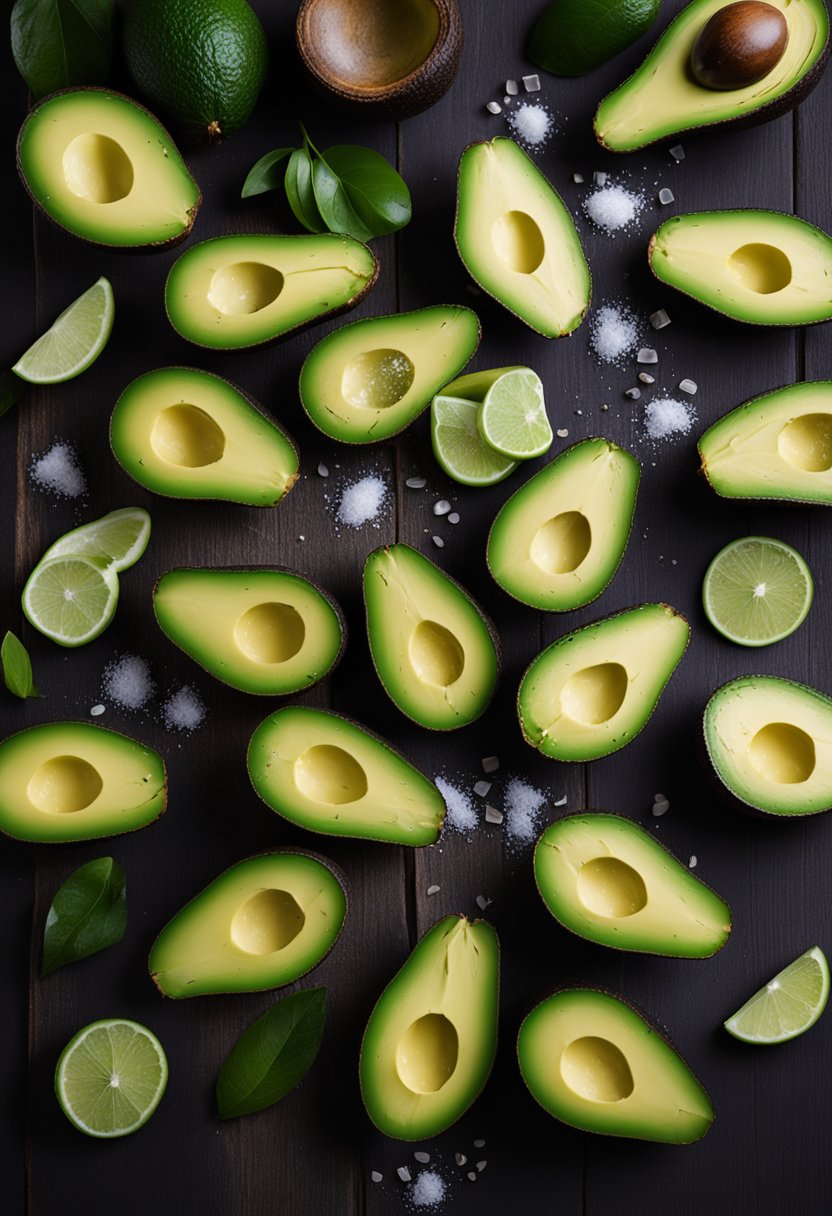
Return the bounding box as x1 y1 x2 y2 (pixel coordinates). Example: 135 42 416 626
431 395 517 487
13 277 114 384
55 1018 168 1138
22 555 119 647
725 946 829 1044
477 367 553 459
702 536 813 647
41 507 151 572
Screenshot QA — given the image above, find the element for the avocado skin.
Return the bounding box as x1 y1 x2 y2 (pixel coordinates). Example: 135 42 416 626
16 88 201 252
594 1 831 151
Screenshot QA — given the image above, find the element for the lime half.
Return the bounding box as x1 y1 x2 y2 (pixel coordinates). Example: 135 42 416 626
431 395 517 487
702 536 813 647
13 277 114 384
478 367 553 459
41 507 151 572
56 1018 168 1138
725 946 829 1044
22 555 119 647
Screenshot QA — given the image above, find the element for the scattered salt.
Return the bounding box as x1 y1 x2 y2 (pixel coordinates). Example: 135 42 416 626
593 171 608 186
507 103 553 148
163 684 206 732
504 777 546 846
590 303 640 365
644 398 696 441
435 776 477 832
650 309 671 329
102 655 154 711
583 184 643 233
30 441 86 499
337 474 387 528
89 704 105 717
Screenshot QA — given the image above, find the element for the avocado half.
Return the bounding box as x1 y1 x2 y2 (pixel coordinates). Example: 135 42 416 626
595 0 830 152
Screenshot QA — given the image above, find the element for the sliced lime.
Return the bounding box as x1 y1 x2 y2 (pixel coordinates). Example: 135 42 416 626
477 367 553 459
41 507 151 572
725 946 829 1044
22 555 119 647
431 395 517 487
13 277 114 385
702 536 813 647
55 1018 168 1138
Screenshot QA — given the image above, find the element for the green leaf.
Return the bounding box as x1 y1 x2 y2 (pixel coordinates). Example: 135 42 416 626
0 372 29 420
42 857 127 977
2 631 38 699
11 0 116 98
217 987 327 1119
285 148 326 234
242 148 295 199
321 145 412 236
311 158 374 243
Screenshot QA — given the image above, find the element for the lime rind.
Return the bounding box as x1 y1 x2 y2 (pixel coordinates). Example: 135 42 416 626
55 1018 168 1138
41 507 151 572
13 277 114 385
22 555 120 647
431 394 517 487
477 368 553 460
702 535 813 647
724 946 830 1044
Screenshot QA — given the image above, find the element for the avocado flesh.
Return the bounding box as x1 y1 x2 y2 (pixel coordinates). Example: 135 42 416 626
364 544 500 731
17 89 200 248
487 438 640 611
649 210 832 325
149 851 347 998
153 568 343 695
519 603 689 762
360 915 499 1140
704 675 832 816
455 138 591 338
535 814 731 957
0 722 166 843
165 234 378 350
518 988 713 1143
247 707 446 846
111 367 299 506
699 381 832 503
595 0 829 151
299 306 480 443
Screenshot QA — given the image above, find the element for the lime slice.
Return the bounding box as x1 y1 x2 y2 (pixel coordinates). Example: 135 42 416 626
725 946 829 1044
41 507 151 572
477 368 553 459
702 536 813 647
55 1018 168 1138
431 395 517 487
22 555 119 647
13 277 114 384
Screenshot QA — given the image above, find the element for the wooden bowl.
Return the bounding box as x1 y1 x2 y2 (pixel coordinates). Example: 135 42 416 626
296 0 463 120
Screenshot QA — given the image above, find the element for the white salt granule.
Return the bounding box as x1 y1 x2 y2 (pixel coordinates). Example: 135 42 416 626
590 304 640 365
435 776 477 832
337 475 387 528
584 184 644 233
410 1171 446 1208
30 441 86 498
102 654 154 710
504 777 546 845
644 398 696 440
507 102 553 148
163 684 206 732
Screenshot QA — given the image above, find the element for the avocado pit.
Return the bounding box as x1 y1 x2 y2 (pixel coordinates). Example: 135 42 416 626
409 620 465 686
207 262 284 316
748 721 816 783
530 511 592 575
62 133 134 204
691 1 789 90
560 662 628 726
294 744 369 804
728 242 792 293
777 413 832 471
491 210 546 274
233 602 306 664
230 888 306 954
341 349 415 409
150 403 226 468
396 1012 459 1093
27 755 104 814
576 857 648 918
560 1036 634 1103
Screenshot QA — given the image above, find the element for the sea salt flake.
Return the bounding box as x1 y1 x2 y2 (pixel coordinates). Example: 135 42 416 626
593 170 608 186
427 884 440 896
473 780 492 798
473 1139 486 1148
637 347 658 364
433 499 452 516
397 1166 412 1183
337 475 387 528
554 795 568 807
485 805 504 824
476 1161 487 1172
468 1172 478 1182
506 79 519 95
482 755 500 774
658 187 675 205
669 144 685 161
625 387 641 400
31 441 86 499
573 172 585 183
679 378 698 395
486 101 502 115
455 1152 467 1167
435 776 477 832
406 476 427 489
522 73 540 91
476 895 492 911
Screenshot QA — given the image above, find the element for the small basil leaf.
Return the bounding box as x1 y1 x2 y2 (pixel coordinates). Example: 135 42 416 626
321 145 412 236
285 149 326 234
242 148 295 199
11 0 116 98
0 372 29 420
310 159 374 243
217 987 327 1119
2 631 38 699
42 857 126 977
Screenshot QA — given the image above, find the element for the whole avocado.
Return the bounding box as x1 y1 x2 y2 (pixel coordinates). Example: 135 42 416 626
122 0 268 141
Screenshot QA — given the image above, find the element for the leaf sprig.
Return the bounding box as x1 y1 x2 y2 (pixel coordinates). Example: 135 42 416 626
42 857 127 976
11 0 116 98
2 631 38 699
242 124 411 243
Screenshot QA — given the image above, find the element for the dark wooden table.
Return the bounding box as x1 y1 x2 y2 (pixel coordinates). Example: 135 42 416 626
3 2 831 1212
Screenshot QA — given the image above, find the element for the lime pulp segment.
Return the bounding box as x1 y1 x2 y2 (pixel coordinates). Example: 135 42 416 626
13 277 114 384
702 536 813 646
22 555 119 647
431 395 517 486
724 946 830 1044
55 1018 168 1137
41 507 151 572
478 368 553 459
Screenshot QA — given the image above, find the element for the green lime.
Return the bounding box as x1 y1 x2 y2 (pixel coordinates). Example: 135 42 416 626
702 536 813 647
22 555 119 647
431 395 517 487
41 507 151 573
725 946 829 1044
13 277 114 384
55 1018 168 1138
477 367 552 460
529 0 660 76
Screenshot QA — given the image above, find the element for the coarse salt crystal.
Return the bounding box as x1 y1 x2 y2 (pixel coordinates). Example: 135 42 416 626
426 884 440 896
414 1151 431 1164
658 187 675 205
638 372 655 384
31 441 86 499
102 654 154 710
637 347 658 364
507 103 553 148
432 535 445 549
371 1171 382 1183
482 756 499 774
486 101 502 115
455 1152 467 1167
90 704 105 717
406 476 426 489
644 398 696 440
554 795 568 807
689 855 698 868
522 73 540 91
435 776 477 832
473 780 492 798
669 144 685 161
337 475 387 528
506 79 519 95
650 309 671 329
584 184 643 233
317 463 329 477
485 805 504 824
433 500 451 516
163 684 206 732
476 895 492 911
397 1166 412 1183
447 512 460 525
679 378 698 395
625 387 641 400
556 427 569 438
